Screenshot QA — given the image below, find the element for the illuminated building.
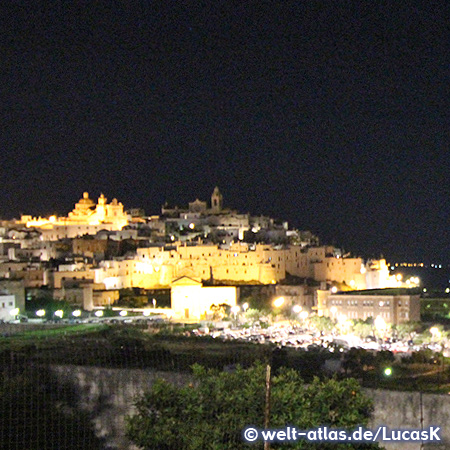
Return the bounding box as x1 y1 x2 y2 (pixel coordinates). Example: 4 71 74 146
170 276 236 321
86 243 397 292
0 294 17 322
323 291 420 325
21 192 128 240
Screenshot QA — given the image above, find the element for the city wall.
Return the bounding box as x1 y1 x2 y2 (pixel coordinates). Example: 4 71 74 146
52 365 450 450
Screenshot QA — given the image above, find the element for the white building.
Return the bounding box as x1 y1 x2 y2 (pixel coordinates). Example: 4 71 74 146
0 294 16 322
170 276 237 321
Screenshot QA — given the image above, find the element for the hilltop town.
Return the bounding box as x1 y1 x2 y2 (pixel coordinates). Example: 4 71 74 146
0 188 419 324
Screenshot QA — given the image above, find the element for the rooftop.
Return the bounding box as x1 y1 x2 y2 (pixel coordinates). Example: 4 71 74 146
334 288 421 296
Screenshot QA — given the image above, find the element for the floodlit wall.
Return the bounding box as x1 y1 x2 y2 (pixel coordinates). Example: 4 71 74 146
48 244 395 291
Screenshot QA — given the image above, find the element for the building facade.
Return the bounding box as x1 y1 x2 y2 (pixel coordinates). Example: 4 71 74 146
325 292 421 325
21 192 128 240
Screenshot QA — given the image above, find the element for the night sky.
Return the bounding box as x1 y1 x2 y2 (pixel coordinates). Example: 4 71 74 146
1 1 449 263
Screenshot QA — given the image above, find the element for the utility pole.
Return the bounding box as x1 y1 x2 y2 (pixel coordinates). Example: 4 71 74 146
264 364 271 450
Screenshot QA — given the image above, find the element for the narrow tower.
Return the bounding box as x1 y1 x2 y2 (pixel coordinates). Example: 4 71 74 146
210 186 223 213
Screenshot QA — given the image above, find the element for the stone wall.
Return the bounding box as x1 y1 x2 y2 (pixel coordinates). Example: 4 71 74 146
52 366 450 450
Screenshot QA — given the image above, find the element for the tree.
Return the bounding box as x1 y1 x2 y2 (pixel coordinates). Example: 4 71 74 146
352 320 373 339
309 315 335 334
343 348 376 378
0 357 105 450
127 364 379 449
244 308 268 326
210 303 228 320
393 322 419 341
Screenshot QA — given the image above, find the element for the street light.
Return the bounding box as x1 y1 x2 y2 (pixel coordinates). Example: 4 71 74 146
231 305 240 320
273 297 285 308
375 315 386 332
242 302 249 312
36 309 45 317
119 310 128 317
143 310 151 317
430 327 442 342
299 311 308 321
72 310 81 317
9 308 19 317
95 310 104 317
152 298 157 308
292 305 302 314
54 310 64 319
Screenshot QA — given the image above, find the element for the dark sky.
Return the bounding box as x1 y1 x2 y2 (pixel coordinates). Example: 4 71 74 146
1 1 449 263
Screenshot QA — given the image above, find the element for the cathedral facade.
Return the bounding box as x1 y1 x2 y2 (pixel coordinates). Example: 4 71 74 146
21 192 128 240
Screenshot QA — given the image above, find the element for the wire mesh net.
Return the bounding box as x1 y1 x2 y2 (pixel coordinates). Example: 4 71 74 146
0 322 275 450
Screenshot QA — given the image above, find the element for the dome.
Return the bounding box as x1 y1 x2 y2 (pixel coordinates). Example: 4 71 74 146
78 192 95 205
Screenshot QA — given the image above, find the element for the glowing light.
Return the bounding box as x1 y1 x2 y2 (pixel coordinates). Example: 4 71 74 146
299 311 309 320
54 310 64 318
375 315 386 332
242 302 249 312
273 297 285 308
337 313 347 323
9 308 19 316
384 367 393 377
72 310 81 317
292 305 302 314
143 310 151 317
396 274 403 281
349 280 355 287
103 277 120 290
231 305 240 314
189 223 195 229
119 310 128 317
360 266 366 274
36 309 45 317
331 286 338 294
430 327 442 340
330 306 338 315
49 215 56 223
95 310 104 317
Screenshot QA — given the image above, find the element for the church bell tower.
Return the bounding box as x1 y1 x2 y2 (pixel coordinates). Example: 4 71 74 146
211 186 223 213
